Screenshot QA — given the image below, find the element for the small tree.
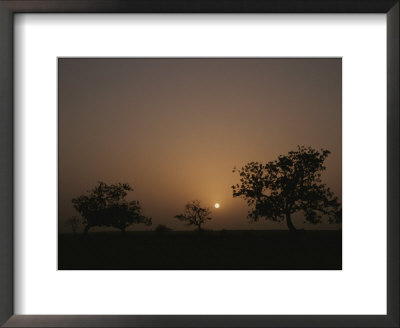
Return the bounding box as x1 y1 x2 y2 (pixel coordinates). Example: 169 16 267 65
64 216 80 234
232 146 341 231
175 200 212 231
72 182 152 235
155 224 172 235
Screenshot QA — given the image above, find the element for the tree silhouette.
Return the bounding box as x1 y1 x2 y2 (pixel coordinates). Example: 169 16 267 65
155 224 172 235
72 182 152 235
175 200 212 231
232 146 341 231
64 216 80 234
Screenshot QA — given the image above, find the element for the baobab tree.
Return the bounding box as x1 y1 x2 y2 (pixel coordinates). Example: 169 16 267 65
232 146 341 231
175 200 212 231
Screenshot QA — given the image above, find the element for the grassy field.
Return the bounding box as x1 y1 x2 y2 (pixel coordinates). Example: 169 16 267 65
58 230 341 270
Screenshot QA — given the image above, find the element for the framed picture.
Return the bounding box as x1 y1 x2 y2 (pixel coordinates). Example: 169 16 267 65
0 0 398 327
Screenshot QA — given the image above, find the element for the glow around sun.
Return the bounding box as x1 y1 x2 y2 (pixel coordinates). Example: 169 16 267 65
214 203 220 209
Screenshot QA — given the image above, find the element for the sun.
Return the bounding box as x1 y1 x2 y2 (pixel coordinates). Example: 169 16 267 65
214 203 220 209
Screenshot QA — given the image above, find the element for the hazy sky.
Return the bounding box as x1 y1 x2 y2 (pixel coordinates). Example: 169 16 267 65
59 58 341 232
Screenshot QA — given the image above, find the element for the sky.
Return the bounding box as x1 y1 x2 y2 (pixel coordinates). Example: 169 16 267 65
58 58 342 232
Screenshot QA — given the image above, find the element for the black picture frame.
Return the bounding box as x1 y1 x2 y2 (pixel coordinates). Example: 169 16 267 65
0 0 398 327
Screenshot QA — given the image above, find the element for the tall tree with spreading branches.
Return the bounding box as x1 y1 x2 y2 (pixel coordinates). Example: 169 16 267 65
175 200 212 231
72 182 152 235
232 146 341 231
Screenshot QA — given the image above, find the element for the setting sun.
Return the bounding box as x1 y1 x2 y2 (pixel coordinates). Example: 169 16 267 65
214 203 220 209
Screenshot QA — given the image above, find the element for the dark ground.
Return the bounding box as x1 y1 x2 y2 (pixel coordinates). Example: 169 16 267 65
58 230 342 270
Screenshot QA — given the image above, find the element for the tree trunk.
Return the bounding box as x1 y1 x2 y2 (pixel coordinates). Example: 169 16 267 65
83 225 90 235
197 224 202 232
286 213 296 231
121 228 126 236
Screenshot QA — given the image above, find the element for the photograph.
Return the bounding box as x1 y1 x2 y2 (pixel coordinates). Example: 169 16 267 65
58 58 342 270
